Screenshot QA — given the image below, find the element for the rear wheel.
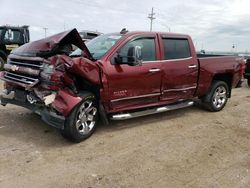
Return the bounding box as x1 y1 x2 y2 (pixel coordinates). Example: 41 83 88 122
61 92 98 143
0 57 5 71
202 81 229 112
247 79 250 86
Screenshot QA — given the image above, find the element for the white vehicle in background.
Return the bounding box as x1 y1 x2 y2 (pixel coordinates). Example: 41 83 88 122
71 30 102 51
79 30 102 42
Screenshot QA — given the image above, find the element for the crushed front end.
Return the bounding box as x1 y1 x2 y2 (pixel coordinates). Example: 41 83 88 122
0 29 102 134
0 54 83 129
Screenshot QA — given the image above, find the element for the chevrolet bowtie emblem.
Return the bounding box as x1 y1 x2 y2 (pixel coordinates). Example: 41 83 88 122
10 65 19 72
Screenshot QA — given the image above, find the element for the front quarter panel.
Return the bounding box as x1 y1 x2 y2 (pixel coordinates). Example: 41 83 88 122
68 57 101 85
52 89 82 116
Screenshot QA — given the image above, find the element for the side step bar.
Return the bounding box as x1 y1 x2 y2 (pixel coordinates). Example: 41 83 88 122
111 101 194 120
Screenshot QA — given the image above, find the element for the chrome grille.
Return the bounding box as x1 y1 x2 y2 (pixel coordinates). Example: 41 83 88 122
4 72 39 85
3 58 42 86
9 59 43 69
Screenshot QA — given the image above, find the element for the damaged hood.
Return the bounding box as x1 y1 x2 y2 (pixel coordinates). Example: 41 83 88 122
11 29 93 59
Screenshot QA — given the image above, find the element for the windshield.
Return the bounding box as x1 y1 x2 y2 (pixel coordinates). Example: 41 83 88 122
70 33 122 60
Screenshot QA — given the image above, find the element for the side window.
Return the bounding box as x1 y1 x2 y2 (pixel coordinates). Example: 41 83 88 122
162 38 191 60
119 38 156 62
4 29 21 43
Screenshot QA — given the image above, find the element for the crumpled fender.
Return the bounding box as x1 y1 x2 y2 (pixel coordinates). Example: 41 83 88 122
67 57 101 85
45 56 101 116
52 89 82 117
44 55 101 86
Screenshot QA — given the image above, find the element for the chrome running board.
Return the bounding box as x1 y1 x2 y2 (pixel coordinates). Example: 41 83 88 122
111 101 194 120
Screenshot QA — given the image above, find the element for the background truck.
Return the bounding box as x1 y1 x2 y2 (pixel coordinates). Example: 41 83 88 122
0 29 245 142
244 58 250 86
79 30 102 42
0 25 30 70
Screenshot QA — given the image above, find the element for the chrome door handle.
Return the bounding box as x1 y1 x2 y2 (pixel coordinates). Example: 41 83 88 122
149 68 161 73
188 65 197 69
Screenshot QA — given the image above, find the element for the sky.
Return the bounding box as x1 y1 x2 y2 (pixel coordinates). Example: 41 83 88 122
0 0 250 52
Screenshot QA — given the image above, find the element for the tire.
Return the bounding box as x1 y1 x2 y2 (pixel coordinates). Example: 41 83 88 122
248 79 250 87
0 57 5 71
202 81 229 112
61 92 98 143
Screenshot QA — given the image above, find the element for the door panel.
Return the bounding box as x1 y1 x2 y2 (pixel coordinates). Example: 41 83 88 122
161 58 198 102
160 37 198 102
106 36 162 111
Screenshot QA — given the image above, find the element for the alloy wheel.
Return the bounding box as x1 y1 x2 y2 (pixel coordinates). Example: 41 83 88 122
75 100 97 135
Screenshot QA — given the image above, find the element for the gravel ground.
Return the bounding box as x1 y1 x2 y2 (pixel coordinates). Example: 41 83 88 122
0 81 250 188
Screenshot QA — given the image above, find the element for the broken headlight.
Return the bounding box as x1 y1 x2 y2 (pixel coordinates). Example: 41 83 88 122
43 63 55 74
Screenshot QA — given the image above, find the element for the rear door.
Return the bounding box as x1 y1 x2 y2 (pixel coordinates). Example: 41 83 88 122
159 35 199 102
106 34 162 111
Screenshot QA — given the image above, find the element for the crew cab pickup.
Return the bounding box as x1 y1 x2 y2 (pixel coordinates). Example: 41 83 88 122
0 29 245 142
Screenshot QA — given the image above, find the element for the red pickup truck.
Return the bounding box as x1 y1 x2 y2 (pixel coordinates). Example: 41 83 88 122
0 29 244 142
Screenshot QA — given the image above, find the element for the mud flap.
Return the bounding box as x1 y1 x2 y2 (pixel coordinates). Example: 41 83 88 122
99 101 109 125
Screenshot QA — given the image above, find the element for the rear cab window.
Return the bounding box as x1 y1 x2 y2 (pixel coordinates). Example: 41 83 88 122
162 37 191 60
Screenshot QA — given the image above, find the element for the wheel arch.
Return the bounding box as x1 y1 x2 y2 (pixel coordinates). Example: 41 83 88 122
61 90 99 142
77 89 109 125
212 73 233 98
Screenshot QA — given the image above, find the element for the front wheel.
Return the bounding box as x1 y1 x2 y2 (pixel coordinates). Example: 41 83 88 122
202 81 229 112
61 92 98 143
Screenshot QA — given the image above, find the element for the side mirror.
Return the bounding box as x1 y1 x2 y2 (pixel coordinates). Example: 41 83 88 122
114 46 142 66
127 46 142 66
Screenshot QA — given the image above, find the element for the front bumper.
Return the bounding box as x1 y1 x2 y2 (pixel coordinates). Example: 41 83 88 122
0 90 65 129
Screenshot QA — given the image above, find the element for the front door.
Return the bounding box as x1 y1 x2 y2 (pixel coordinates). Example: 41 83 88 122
106 35 162 112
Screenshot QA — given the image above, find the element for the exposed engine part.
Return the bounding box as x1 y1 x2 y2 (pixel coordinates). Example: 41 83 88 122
34 88 51 101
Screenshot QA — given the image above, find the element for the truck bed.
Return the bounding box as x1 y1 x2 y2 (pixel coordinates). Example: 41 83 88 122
196 55 243 97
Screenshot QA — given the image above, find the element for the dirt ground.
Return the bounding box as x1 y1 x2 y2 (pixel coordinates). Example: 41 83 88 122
0 81 250 188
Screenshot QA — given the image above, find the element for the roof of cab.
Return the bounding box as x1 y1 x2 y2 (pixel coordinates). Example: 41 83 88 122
108 31 191 39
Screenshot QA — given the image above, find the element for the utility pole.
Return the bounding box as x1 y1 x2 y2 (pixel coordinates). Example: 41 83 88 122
43 27 48 38
232 43 237 53
148 7 156 32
